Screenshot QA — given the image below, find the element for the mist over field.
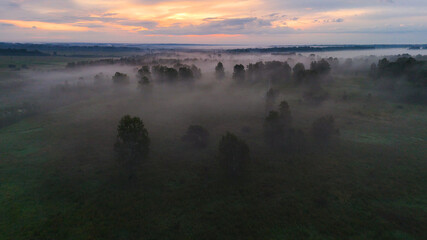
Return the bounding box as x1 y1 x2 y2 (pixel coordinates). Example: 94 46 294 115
1 44 427 239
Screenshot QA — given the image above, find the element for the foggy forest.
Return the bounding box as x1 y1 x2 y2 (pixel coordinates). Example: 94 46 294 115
1 44 426 239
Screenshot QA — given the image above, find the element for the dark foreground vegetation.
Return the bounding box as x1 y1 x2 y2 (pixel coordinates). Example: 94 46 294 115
1 48 427 239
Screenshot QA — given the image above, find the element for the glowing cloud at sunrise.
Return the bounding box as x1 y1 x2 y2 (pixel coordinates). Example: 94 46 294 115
0 0 425 44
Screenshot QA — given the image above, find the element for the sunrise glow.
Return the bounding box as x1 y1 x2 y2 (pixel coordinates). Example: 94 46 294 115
0 0 425 43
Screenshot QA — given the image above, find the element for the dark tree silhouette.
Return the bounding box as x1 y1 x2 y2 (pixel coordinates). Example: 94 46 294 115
219 132 250 177
191 64 202 79
165 67 178 82
137 66 151 78
264 111 284 148
279 100 292 129
293 63 306 84
265 88 277 113
215 62 225 80
178 67 194 81
282 61 292 82
112 72 130 84
152 65 178 82
182 125 209 148
265 61 291 84
114 115 150 178
232 64 245 83
246 61 264 82
94 72 107 85
138 76 150 86
310 59 331 75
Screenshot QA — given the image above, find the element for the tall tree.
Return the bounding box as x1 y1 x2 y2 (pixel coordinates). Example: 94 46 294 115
293 63 306 84
265 88 277 113
264 111 284 148
114 115 150 178
215 62 225 80
279 100 292 129
219 132 250 177
232 64 245 83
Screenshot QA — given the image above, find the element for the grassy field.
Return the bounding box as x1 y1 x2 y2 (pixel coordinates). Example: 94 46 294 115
1 63 427 239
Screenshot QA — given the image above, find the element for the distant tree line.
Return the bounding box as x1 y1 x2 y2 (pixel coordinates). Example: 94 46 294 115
231 59 331 86
370 57 427 87
0 48 49 56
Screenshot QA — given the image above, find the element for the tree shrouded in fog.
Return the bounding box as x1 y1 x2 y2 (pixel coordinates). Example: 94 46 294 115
182 125 209 148
219 132 250 177
112 72 130 85
191 64 202 79
293 63 306 84
215 62 225 80
264 111 284 148
310 59 331 76
178 67 194 81
137 66 151 85
246 61 291 84
232 64 245 83
152 65 178 82
265 61 292 85
279 100 292 129
265 88 277 113
115 115 150 178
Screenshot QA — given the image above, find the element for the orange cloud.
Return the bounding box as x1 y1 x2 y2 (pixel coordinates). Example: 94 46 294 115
98 0 262 27
0 20 90 32
145 34 243 38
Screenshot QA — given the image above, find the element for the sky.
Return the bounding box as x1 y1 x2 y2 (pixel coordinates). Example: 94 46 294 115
0 0 426 44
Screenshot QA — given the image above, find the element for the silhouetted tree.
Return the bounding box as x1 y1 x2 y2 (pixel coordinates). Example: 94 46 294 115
265 88 277 113
138 76 150 86
137 66 151 79
282 62 292 82
94 72 107 85
182 125 209 148
112 72 130 84
215 62 225 80
191 64 202 79
293 63 306 84
114 115 150 178
310 59 331 76
264 111 284 148
219 132 250 177
233 64 245 83
246 61 264 82
178 67 194 81
152 65 178 82
265 61 292 84
165 67 178 82
279 100 292 129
